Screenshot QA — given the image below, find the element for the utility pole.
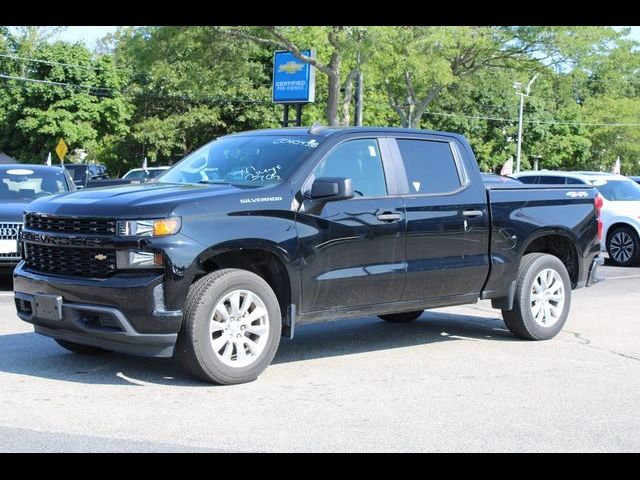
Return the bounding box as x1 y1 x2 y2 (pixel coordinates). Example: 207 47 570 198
515 73 539 173
354 29 364 126
355 64 363 126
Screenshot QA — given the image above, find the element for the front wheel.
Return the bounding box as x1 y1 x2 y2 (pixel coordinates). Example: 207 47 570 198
175 269 282 385
607 226 640 267
502 253 571 340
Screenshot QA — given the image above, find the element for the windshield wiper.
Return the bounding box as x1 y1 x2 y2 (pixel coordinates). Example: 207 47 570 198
196 180 262 189
197 180 231 185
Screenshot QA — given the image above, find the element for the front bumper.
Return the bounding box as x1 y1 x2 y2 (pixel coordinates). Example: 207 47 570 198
13 262 182 357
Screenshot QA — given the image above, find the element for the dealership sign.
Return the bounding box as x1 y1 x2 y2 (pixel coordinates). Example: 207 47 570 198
272 50 316 104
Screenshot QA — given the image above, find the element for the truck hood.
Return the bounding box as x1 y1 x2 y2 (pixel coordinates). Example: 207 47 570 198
25 182 251 218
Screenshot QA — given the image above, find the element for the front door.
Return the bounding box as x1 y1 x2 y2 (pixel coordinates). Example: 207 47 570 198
296 137 406 313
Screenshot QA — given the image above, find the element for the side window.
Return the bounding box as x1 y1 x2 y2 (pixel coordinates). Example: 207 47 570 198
566 177 586 185
313 139 387 197
518 176 539 184
396 139 461 194
538 176 565 185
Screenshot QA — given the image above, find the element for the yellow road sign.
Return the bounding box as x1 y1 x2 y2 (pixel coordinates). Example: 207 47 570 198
55 138 68 161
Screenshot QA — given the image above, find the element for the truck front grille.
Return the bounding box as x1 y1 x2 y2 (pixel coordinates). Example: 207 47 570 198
25 213 116 235
24 244 116 278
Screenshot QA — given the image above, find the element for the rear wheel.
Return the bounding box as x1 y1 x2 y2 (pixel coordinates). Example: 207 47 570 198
502 253 571 340
378 310 424 323
607 226 640 267
55 339 108 355
175 269 281 385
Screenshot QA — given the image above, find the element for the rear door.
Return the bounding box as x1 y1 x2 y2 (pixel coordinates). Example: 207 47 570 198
389 135 490 302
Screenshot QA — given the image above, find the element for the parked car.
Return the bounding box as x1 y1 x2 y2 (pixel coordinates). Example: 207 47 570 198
513 171 640 266
0 164 74 270
481 172 522 185
122 166 171 183
628 176 640 185
64 163 108 188
14 127 601 384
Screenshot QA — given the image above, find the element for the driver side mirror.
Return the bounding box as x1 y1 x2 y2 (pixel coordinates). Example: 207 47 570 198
308 177 354 201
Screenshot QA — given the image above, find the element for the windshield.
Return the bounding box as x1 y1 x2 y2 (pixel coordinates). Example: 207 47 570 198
592 179 640 201
0 167 69 201
157 135 321 187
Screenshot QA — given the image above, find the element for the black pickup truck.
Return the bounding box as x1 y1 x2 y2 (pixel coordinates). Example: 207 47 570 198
14 127 603 384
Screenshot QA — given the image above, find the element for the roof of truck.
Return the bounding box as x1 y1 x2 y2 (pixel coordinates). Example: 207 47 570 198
227 126 467 140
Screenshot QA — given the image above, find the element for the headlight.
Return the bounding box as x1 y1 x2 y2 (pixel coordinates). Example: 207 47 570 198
116 251 164 269
117 217 181 237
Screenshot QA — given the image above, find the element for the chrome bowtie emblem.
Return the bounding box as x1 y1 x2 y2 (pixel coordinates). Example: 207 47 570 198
94 254 107 261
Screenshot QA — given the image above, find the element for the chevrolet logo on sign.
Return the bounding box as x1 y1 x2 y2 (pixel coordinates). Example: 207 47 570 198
278 61 304 74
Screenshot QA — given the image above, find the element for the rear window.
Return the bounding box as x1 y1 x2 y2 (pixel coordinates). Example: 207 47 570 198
592 179 640 201
518 176 539 184
566 177 586 185
64 165 86 181
396 139 461 194
123 170 145 180
537 176 565 184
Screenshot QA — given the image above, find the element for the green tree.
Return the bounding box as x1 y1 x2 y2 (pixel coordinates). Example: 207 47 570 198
0 37 132 166
372 26 620 129
112 26 279 167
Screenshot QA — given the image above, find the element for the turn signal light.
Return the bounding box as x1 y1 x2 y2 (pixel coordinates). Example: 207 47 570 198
153 218 181 236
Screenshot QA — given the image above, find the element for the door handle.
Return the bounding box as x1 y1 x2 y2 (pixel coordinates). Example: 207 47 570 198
377 212 402 222
462 210 484 218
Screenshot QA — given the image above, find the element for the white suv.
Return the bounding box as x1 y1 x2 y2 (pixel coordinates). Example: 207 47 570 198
513 171 640 267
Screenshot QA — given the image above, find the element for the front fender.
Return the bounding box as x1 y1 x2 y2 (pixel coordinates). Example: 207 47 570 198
154 210 301 312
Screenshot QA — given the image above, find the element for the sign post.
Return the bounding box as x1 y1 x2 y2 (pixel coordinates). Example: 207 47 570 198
272 50 316 127
55 138 68 164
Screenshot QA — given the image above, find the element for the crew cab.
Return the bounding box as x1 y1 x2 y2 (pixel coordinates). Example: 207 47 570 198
14 127 603 384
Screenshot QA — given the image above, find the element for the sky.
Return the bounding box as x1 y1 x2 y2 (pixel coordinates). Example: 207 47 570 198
43 25 640 50
55 26 119 50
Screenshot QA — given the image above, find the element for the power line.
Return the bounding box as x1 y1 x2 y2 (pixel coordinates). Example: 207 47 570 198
0 52 124 72
3 67 638 127
421 110 640 127
0 73 271 105
0 73 114 93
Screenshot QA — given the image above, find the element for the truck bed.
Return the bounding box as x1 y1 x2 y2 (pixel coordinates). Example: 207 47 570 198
482 183 600 300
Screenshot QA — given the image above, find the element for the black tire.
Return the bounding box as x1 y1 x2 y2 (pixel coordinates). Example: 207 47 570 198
175 268 282 385
502 253 571 340
606 226 640 267
55 339 108 355
378 310 424 323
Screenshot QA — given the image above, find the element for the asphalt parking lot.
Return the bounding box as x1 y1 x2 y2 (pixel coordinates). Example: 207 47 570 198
1 261 639 452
